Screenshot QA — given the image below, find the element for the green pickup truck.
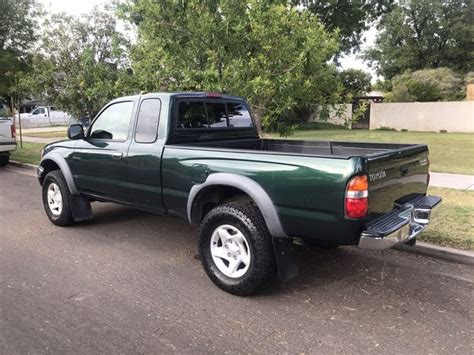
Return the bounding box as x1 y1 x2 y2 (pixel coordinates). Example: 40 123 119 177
38 92 441 295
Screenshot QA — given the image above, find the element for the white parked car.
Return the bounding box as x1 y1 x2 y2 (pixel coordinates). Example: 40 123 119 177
0 118 16 166
20 106 72 121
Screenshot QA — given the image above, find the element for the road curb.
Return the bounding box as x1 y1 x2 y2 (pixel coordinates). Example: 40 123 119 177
395 241 474 265
9 160 38 170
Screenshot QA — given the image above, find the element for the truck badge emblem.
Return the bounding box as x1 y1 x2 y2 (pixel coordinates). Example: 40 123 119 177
369 170 387 182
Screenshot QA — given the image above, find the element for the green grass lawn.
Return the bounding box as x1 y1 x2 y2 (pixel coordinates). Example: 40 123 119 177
268 129 474 175
420 187 473 251
24 131 68 138
10 142 45 165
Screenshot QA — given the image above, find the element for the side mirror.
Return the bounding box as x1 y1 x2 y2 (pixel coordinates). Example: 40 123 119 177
68 124 84 140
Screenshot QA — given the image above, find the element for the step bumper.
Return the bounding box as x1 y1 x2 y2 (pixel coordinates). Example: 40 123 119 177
358 195 442 250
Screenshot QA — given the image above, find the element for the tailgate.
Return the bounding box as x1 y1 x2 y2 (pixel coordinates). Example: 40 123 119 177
367 145 429 217
0 119 15 143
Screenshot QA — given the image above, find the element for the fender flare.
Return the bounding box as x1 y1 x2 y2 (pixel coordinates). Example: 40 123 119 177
187 173 287 238
39 152 79 195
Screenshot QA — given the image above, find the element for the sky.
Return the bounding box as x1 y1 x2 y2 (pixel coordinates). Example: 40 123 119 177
39 0 377 78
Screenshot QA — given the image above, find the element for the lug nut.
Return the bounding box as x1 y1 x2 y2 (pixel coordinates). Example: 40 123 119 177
227 253 231 257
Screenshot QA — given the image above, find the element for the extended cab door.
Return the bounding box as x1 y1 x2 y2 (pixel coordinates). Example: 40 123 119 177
71 100 136 203
127 98 165 212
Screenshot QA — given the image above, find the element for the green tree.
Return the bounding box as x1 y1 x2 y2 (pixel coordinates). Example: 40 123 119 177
0 0 39 110
386 68 464 102
365 0 474 79
121 0 340 134
339 68 372 98
29 6 131 119
296 0 394 55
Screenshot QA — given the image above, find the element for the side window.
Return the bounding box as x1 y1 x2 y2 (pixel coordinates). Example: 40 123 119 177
206 102 228 128
89 101 134 140
135 99 161 143
227 103 253 128
177 101 207 129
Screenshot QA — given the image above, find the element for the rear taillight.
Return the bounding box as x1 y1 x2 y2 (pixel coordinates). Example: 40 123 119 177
345 175 368 219
11 124 16 139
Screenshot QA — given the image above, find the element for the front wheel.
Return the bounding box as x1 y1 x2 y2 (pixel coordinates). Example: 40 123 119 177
42 170 74 226
198 203 276 296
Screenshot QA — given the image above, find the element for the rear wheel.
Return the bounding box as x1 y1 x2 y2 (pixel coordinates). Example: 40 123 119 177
198 203 276 296
0 155 9 167
42 170 74 226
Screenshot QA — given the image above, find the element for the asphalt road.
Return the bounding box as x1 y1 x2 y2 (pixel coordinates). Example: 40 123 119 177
1 166 473 354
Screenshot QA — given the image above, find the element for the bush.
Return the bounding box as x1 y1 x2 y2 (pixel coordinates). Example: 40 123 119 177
464 72 474 85
386 68 464 102
375 126 397 131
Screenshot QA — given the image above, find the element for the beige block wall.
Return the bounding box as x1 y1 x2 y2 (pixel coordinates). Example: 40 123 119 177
308 104 352 126
467 84 474 101
370 101 474 133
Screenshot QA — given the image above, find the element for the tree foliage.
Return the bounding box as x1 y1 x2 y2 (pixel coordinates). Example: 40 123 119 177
339 68 372 98
121 0 341 134
385 68 464 102
365 0 474 79
29 7 131 118
0 0 39 108
296 0 394 55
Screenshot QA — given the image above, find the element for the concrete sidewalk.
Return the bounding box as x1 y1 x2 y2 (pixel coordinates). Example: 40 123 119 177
430 172 474 190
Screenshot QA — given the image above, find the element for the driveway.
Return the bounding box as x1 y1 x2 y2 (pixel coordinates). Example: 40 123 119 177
1 166 473 354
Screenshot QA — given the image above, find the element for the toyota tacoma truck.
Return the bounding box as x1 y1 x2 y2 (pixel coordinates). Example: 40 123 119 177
38 92 441 295
0 117 16 166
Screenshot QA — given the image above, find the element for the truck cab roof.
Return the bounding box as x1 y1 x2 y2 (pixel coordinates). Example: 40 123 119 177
110 92 246 103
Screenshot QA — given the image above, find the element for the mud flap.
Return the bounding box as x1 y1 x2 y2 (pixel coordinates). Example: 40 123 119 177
70 195 92 222
272 238 298 282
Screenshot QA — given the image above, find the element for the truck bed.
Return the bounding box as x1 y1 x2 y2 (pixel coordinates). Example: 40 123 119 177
176 138 424 159
171 137 429 220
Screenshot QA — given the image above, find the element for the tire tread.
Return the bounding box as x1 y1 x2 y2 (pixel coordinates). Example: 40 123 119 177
198 202 276 296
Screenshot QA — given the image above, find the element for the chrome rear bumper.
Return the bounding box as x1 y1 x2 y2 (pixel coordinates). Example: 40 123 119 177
358 195 441 250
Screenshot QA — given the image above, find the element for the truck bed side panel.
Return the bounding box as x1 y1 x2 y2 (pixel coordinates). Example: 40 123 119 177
161 146 363 244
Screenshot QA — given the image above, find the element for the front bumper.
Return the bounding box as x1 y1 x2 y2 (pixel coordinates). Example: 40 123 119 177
37 165 45 182
358 195 441 250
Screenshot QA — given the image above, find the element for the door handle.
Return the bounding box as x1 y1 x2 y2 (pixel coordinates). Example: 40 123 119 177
112 152 123 160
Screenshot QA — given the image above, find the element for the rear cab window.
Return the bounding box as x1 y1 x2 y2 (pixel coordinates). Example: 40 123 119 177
175 100 253 130
227 102 253 128
171 97 256 144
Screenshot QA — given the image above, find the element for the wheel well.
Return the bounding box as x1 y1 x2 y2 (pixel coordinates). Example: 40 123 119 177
39 159 60 185
191 185 254 225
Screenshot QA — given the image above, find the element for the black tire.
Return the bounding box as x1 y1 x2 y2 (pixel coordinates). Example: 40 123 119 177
42 170 74 226
0 155 9 167
198 203 276 296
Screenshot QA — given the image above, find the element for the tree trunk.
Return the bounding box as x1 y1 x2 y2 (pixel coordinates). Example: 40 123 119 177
252 108 263 136
17 98 22 148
